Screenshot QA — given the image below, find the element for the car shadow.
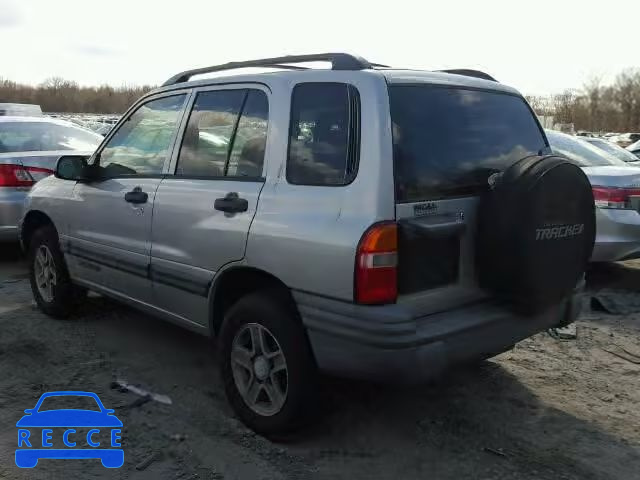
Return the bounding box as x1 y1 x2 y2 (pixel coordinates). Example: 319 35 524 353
0 241 22 258
315 366 640 478
69 294 640 480
0 243 27 282
2 254 638 478
2 285 638 479
587 260 640 292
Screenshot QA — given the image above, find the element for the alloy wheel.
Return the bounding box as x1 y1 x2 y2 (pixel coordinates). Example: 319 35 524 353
34 245 56 303
230 323 288 416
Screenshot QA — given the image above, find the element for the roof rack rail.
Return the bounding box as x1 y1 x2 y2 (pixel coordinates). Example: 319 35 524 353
162 53 373 86
437 69 498 82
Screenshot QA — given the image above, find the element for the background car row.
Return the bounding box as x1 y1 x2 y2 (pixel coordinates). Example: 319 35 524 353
546 130 640 262
0 115 102 240
3 102 640 265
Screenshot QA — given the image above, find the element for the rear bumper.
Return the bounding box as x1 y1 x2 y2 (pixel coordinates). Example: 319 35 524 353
0 188 27 242
592 208 640 262
294 289 581 384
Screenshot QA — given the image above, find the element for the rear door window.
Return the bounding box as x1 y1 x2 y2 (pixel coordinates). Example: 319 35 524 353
389 86 547 202
177 90 246 177
227 90 269 178
176 89 269 178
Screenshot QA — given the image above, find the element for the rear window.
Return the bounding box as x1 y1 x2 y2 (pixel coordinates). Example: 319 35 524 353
390 86 547 202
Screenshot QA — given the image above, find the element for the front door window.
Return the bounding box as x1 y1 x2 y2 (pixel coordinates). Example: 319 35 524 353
97 95 187 177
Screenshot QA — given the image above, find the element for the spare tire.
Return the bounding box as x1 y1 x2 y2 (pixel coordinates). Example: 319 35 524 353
476 155 595 314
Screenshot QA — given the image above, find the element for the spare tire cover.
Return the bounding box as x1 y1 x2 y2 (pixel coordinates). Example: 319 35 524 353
476 155 595 313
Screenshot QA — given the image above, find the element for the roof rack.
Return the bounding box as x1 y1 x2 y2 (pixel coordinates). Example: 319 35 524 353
163 53 374 86
437 69 498 82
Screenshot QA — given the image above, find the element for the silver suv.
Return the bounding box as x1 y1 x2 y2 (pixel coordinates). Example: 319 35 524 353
20 53 596 435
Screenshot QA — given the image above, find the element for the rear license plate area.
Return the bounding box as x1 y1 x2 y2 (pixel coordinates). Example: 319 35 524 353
397 225 460 294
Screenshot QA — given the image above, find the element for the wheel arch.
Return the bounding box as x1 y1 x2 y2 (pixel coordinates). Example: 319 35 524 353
21 210 57 251
208 265 300 337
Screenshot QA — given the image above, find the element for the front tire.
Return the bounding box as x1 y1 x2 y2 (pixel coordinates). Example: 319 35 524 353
219 290 318 436
28 226 84 318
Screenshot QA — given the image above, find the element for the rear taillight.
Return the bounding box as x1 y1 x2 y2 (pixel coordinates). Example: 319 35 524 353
0 164 53 187
355 222 398 304
592 186 640 209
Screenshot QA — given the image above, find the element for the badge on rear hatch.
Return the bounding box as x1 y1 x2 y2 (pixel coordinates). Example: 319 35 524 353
413 202 438 217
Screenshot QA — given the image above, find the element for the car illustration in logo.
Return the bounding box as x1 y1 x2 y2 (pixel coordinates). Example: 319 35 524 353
15 391 123 468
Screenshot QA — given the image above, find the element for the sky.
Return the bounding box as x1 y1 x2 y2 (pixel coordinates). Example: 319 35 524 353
1 0 638 96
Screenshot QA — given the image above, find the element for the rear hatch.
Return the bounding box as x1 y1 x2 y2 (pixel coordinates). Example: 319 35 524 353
389 83 549 314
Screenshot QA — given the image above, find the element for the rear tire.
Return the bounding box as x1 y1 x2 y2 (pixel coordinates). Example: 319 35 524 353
218 289 318 437
28 226 85 318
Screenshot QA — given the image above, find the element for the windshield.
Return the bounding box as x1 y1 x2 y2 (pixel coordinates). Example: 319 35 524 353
546 130 628 167
0 121 102 153
586 138 640 162
390 86 547 202
38 395 101 412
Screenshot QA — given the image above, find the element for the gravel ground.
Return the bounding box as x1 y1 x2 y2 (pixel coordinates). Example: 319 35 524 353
0 246 639 479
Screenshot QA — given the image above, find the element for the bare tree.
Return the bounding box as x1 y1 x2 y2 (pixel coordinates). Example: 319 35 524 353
583 75 603 131
551 89 580 125
524 70 640 133
0 77 154 114
3 68 640 132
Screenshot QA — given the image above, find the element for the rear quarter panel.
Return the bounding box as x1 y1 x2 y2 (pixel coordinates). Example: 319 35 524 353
245 72 395 301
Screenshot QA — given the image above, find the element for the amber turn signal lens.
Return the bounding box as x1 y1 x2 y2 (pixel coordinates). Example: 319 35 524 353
358 222 397 253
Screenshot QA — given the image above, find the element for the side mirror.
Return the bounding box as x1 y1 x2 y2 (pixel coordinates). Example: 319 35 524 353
104 409 115 415
55 155 92 181
23 409 33 414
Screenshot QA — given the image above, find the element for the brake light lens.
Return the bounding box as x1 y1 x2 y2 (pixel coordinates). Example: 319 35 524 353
592 186 640 209
0 164 53 187
355 222 398 304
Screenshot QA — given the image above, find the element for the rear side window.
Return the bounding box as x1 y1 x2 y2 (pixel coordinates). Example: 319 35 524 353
390 86 547 202
287 83 360 186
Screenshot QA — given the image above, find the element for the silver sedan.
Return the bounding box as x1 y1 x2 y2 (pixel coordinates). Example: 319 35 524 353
546 130 640 262
0 116 102 241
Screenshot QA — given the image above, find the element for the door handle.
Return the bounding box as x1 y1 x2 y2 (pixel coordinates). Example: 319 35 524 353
124 187 148 204
214 192 248 213
399 213 466 239
417 220 466 238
